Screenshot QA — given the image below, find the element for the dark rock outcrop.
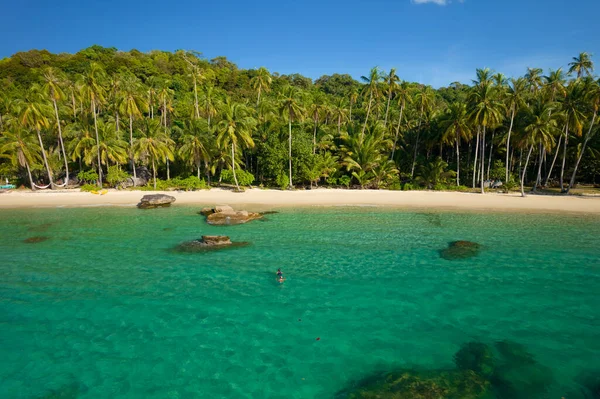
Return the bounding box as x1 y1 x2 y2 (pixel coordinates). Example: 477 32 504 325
440 240 481 260
24 236 50 244
201 205 263 225
137 194 176 209
174 235 249 252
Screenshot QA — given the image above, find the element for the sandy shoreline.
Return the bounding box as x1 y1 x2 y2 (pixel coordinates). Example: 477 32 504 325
0 188 599 214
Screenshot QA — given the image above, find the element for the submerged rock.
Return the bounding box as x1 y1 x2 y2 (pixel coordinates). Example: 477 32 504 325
24 236 50 244
137 194 176 209
454 342 495 378
174 235 249 252
201 205 263 225
440 240 481 260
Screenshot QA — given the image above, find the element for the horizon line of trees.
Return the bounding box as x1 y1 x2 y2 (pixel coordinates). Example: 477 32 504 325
1 46 599 196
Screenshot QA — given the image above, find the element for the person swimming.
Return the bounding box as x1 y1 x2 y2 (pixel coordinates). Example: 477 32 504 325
277 276 285 283
276 268 283 277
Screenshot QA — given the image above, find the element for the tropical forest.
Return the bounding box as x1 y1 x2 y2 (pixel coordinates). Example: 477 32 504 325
1 46 598 195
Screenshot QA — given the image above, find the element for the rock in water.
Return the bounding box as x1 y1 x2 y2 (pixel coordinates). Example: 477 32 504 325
174 235 248 252
24 236 50 244
202 205 263 225
137 194 176 209
440 240 480 260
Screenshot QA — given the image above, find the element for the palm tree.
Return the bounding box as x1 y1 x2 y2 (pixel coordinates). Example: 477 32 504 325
0 124 40 189
330 98 349 136
341 125 390 189
134 119 174 189
42 67 69 185
525 67 544 93
216 100 256 190
439 103 472 186
78 62 106 187
383 68 400 127
199 85 219 127
181 52 205 120
468 82 505 193
411 86 435 177
559 81 586 190
16 85 54 188
66 121 97 171
519 101 559 196
308 91 327 154
107 76 122 132
90 121 128 168
250 67 272 108
504 78 528 182
567 78 600 193
278 86 305 189
391 81 412 161
568 52 594 79
158 81 174 131
360 67 382 139
178 119 212 180
119 75 147 182
348 88 359 122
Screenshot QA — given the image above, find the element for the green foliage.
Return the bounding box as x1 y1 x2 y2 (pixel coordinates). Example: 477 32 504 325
489 160 506 181
77 170 98 184
276 173 289 190
338 175 351 188
79 184 98 192
220 169 255 186
173 176 208 191
106 165 130 187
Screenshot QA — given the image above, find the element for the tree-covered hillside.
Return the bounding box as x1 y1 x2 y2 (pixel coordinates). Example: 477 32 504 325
1 46 598 194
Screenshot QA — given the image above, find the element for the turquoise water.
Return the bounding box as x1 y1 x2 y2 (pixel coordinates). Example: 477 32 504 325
1 206 599 398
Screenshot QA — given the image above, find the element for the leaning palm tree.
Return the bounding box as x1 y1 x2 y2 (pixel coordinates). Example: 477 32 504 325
216 100 256 191
567 78 600 193
568 52 594 79
360 67 382 139
278 86 305 189
119 75 147 182
519 101 559 197
42 67 69 185
504 78 528 181
250 67 272 108
439 102 472 186
134 119 175 189
78 62 107 186
0 123 40 190
16 85 54 188
468 82 505 193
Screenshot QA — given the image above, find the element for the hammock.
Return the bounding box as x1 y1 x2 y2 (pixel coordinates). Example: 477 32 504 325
33 181 68 189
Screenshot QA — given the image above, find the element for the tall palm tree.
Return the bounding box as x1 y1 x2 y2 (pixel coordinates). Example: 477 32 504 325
42 67 69 185
78 62 106 187
90 121 128 168
330 98 349 136
360 67 382 139
411 86 435 177
348 88 359 122
134 119 174 189
181 52 205 120
504 78 528 181
567 78 600 193
107 76 122 132
278 86 305 189
391 81 412 161
383 68 400 127
568 52 594 79
199 85 219 127
468 82 505 193
216 100 256 191
439 102 472 186
340 124 390 188
158 81 174 131
308 91 327 154
119 75 147 182
525 67 544 93
250 67 272 108
559 81 586 190
16 85 54 188
519 101 559 196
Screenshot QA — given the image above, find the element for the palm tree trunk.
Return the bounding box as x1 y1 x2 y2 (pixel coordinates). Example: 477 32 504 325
166 158 170 180
520 145 534 197
25 158 35 190
193 74 200 119
53 99 69 185
361 92 373 139
152 158 157 189
567 111 597 193
337 115 341 136
36 127 54 188
231 143 240 191
288 117 293 189
205 160 211 185
129 114 137 184
71 91 77 120
92 100 103 187
473 128 480 188
486 130 495 180
505 107 515 182
197 163 201 180
456 131 460 186
533 145 545 191
391 103 404 160
559 115 570 191
256 87 261 108
480 125 486 194
384 90 392 127
313 113 318 155
544 133 562 187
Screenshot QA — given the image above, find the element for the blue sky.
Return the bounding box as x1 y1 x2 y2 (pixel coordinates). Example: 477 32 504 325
1 0 599 87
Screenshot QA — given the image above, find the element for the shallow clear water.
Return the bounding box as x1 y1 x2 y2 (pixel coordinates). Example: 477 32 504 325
0 206 599 398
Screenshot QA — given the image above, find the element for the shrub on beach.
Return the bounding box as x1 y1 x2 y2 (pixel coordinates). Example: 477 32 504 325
79 184 98 192
220 169 255 187
106 166 130 188
276 173 289 190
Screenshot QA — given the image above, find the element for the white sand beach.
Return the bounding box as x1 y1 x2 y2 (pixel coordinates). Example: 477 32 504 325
0 188 599 214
